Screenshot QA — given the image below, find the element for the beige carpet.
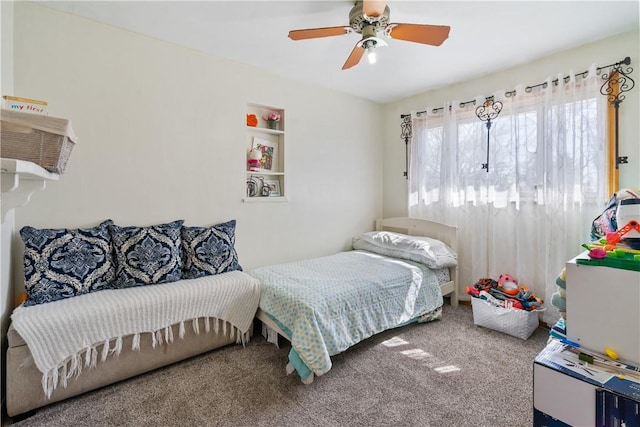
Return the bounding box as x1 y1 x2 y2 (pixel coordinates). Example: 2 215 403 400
8 303 549 427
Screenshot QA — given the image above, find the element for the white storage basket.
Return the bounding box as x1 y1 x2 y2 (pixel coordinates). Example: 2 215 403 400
1 109 76 173
471 297 542 340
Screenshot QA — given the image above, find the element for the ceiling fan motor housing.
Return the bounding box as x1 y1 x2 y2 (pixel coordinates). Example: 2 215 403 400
349 1 390 34
361 25 377 39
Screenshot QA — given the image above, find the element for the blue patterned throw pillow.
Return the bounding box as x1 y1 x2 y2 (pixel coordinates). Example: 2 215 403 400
20 220 116 306
109 220 184 288
181 220 242 279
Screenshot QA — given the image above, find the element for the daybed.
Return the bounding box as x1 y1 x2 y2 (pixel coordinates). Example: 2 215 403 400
251 217 458 384
6 219 260 417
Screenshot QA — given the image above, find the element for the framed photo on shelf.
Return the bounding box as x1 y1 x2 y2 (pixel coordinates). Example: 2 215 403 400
252 137 278 172
263 179 281 197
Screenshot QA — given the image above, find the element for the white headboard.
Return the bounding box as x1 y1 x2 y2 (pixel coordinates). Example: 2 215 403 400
375 217 459 306
375 217 458 255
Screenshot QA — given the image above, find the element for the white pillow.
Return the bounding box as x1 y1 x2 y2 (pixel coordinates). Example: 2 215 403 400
352 231 458 269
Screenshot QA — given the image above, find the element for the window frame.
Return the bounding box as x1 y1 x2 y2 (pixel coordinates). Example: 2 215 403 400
606 71 619 196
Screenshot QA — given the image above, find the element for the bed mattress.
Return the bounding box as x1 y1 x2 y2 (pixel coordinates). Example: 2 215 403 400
249 250 444 382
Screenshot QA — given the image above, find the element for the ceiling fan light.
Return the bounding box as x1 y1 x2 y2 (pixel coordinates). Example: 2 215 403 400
367 46 377 64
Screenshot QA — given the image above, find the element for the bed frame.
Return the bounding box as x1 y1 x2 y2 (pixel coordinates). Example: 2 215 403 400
256 217 459 340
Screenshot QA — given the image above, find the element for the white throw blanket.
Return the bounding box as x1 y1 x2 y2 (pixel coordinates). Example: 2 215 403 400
11 270 260 397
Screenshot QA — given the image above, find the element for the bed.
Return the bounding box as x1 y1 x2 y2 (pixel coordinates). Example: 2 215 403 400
250 217 458 384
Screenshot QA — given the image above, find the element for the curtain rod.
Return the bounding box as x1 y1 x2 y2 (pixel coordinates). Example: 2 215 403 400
400 56 631 118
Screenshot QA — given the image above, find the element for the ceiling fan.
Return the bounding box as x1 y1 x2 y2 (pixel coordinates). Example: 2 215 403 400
288 0 450 70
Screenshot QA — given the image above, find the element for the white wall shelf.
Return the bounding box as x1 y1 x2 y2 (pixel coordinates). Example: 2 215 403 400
247 126 284 136
245 103 286 202
1 158 59 223
242 196 289 203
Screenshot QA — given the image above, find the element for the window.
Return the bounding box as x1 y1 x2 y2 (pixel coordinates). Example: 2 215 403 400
410 89 606 210
408 70 608 326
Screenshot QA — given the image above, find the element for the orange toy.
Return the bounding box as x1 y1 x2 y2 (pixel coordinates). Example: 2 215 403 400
246 114 258 127
606 220 640 245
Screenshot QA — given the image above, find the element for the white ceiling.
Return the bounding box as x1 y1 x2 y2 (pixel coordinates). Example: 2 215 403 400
35 0 640 103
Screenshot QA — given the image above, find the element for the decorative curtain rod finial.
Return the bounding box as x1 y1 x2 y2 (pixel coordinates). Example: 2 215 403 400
401 115 412 179
475 100 503 173
600 58 635 168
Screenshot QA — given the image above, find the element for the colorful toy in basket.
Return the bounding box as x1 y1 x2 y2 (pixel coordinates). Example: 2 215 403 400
497 274 519 295
466 275 543 311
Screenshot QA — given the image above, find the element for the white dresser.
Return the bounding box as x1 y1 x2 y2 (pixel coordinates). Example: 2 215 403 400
533 253 640 426
566 252 640 364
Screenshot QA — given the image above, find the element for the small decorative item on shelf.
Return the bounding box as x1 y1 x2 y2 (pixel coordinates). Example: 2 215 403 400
252 137 277 172
246 176 260 197
246 114 257 127
264 179 281 197
2 95 48 115
247 147 262 172
263 111 280 130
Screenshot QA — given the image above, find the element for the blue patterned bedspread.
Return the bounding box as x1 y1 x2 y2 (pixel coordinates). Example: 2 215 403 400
249 250 444 382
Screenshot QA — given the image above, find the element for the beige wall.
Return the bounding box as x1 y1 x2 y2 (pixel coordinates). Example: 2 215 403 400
1 0 14 411
382 30 640 218
6 3 384 296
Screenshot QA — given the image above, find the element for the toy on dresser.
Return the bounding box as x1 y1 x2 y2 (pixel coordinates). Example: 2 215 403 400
583 188 640 271
616 197 640 249
581 225 640 272
590 188 639 242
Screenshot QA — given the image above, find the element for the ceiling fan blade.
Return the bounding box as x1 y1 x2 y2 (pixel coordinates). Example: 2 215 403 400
289 26 351 41
388 23 451 46
342 43 365 70
363 0 387 17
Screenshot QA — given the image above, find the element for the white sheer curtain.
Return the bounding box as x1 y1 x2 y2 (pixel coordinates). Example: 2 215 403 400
408 65 608 324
